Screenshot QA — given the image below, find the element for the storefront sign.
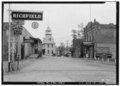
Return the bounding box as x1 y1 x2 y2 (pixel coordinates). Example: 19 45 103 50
14 29 22 35
12 20 25 25
13 25 23 30
12 11 43 20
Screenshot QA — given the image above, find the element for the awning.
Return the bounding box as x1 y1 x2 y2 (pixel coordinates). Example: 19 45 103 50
83 42 94 46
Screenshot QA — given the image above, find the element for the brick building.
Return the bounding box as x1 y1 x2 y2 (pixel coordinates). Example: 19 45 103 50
83 19 116 61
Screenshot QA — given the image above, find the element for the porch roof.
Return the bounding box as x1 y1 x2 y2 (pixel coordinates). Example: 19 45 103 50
83 42 94 46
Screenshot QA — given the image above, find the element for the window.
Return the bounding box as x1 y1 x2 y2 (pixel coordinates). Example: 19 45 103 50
48 44 49 48
52 50 53 54
48 50 49 54
52 44 53 48
49 38 51 41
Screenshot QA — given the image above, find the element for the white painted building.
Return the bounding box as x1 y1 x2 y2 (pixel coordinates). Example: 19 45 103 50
42 26 56 56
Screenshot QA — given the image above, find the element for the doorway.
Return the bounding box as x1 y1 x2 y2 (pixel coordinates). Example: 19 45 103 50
21 44 24 59
42 49 45 55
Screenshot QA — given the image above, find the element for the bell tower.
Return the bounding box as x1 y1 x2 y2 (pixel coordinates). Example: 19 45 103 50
42 26 56 56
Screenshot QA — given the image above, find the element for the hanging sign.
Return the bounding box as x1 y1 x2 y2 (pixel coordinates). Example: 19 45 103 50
12 20 25 25
12 11 43 20
32 22 39 29
14 29 22 35
13 25 23 35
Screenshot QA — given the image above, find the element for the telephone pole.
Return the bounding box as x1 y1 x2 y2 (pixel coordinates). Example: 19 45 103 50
8 3 11 72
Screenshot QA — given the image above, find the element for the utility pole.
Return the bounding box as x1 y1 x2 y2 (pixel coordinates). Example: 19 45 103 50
8 3 11 72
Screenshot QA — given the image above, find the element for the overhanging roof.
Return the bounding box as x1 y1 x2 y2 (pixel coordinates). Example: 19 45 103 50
83 42 94 46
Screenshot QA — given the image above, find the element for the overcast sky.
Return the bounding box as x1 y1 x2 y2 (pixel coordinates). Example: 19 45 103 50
3 2 116 46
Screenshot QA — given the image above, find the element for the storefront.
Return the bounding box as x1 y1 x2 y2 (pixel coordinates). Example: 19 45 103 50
83 42 94 58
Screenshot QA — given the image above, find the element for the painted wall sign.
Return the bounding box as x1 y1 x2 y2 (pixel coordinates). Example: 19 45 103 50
12 11 43 20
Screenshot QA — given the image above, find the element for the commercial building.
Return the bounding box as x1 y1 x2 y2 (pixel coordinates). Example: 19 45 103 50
3 22 42 61
83 19 116 61
42 26 56 56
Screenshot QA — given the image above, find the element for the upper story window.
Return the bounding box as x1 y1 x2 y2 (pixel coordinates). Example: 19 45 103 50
49 38 51 41
52 44 53 48
48 44 49 48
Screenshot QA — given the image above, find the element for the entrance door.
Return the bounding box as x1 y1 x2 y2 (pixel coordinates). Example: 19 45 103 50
35 49 38 54
42 49 45 55
21 45 24 59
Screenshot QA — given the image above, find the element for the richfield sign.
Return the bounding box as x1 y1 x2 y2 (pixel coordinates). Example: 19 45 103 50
12 11 43 20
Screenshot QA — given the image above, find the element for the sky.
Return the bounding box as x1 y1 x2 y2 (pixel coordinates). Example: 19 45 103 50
3 2 116 46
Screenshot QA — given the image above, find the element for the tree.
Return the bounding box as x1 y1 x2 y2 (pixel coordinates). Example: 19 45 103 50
72 29 77 39
72 23 84 39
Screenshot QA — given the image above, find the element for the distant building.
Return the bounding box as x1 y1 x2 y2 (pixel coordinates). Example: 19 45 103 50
42 26 56 56
83 19 116 60
72 38 83 58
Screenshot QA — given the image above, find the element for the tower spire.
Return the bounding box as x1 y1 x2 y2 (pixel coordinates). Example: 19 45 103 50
45 26 52 35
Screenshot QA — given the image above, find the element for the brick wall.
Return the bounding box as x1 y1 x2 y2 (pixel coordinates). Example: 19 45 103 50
97 43 116 59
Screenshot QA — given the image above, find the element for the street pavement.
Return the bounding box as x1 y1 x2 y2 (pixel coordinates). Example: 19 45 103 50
3 56 116 84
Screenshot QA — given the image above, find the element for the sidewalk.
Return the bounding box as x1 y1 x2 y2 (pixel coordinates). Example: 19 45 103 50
80 58 116 66
3 54 40 75
28 54 39 59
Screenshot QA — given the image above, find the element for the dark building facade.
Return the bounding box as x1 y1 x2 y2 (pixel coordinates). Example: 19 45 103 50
83 19 116 61
72 38 83 58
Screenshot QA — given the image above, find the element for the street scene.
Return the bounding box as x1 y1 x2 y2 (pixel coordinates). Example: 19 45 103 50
2 1 117 85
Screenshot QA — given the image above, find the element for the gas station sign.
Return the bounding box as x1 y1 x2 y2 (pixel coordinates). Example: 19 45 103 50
12 11 43 20
13 25 23 35
14 29 22 35
12 20 25 25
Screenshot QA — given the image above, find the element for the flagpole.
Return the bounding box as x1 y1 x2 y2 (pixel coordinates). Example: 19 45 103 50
8 3 11 72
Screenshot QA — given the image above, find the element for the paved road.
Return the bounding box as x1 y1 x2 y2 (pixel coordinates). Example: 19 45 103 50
4 56 116 84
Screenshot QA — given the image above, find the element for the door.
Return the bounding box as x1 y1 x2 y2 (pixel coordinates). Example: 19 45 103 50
21 45 24 59
42 49 45 55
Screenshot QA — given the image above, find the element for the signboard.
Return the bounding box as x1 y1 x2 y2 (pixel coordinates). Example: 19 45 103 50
12 11 43 20
13 25 23 35
13 25 23 30
14 29 22 35
12 20 25 25
24 39 34 43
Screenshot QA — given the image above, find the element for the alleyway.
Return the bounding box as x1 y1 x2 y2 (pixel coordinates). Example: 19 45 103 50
3 56 116 84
